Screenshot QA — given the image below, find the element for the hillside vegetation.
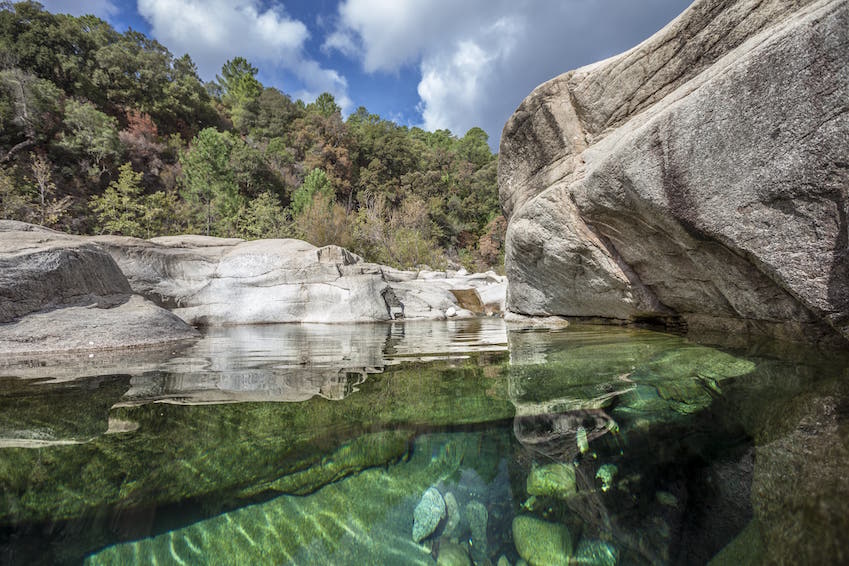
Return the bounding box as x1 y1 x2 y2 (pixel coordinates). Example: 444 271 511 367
0 1 504 271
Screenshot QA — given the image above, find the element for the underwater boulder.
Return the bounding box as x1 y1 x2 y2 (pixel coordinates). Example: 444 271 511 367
437 541 471 566
412 487 446 542
443 491 461 538
512 515 572 566
465 500 488 562
574 539 619 566
526 462 577 500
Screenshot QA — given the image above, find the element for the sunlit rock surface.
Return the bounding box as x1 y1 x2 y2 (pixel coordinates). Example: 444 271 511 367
91 232 506 324
0 222 198 355
0 221 506 335
499 0 849 345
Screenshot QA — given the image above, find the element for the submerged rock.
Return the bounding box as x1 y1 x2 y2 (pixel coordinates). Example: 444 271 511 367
512 515 572 566
498 0 849 346
437 542 471 566
443 491 461 538
465 500 488 562
574 539 618 566
412 487 446 542
526 462 577 500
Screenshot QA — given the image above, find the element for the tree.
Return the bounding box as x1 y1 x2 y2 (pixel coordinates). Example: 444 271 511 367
215 57 262 132
140 188 179 238
240 191 288 239
57 98 122 176
0 68 62 163
290 168 333 216
457 127 493 168
90 161 178 237
30 152 67 225
92 29 171 114
308 92 340 117
216 57 261 104
162 53 217 135
89 161 144 236
180 127 243 236
0 165 30 220
249 87 302 139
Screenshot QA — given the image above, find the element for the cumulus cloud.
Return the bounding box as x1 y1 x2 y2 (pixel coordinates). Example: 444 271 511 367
327 0 691 146
137 0 351 110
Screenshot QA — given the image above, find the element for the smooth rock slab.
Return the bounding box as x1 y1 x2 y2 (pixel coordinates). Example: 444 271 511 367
0 295 197 355
95 232 507 324
0 223 198 354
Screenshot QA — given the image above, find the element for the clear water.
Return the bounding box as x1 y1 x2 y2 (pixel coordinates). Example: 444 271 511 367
0 319 847 565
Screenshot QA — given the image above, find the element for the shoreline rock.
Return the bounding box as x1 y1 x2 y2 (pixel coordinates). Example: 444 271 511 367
0 221 506 354
92 232 506 325
0 223 198 355
498 0 849 347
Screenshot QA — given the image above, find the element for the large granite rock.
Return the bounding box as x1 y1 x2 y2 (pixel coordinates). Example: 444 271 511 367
93 235 393 324
92 233 506 325
0 222 506 342
499 0 849 345
0 222 198 354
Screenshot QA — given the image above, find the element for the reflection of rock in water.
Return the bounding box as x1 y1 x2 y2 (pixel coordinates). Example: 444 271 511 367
0 374 131 446
116 319 508 405
513 410 615 461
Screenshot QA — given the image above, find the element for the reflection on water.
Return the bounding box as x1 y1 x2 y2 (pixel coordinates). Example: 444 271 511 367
0 320 847 565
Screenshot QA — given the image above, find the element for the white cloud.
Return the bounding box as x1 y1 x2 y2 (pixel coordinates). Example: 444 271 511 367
328 0 513 73
40 0 119 18
137 0 351 111
417 17 521 136
291 60 352 112
328 0 693 147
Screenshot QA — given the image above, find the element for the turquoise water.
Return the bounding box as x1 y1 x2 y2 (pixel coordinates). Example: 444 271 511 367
1 320 847 565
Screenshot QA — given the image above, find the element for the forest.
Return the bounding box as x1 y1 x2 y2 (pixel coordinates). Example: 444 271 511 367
0 1 505 271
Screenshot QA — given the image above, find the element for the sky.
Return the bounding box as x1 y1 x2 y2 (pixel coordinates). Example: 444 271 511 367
40 0 693 149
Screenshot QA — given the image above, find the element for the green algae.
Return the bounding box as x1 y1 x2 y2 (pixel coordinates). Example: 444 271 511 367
0 374 130 443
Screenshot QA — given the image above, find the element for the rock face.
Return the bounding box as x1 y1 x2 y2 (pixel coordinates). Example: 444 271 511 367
499 0 849 345
0 221 506 353
0 222 198 354
93 233 506 325
94 235 393 324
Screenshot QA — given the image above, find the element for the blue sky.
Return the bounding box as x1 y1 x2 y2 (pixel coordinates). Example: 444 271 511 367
41 0 692 149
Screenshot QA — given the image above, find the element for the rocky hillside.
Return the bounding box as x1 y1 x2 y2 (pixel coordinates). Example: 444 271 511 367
498 0 849 346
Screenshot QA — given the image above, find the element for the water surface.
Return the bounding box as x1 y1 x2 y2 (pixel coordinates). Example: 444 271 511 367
1 319 847 565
